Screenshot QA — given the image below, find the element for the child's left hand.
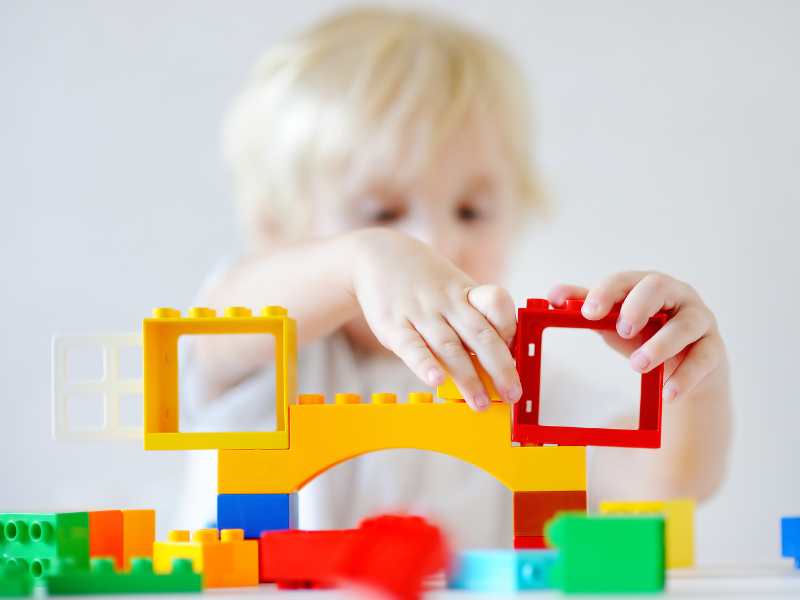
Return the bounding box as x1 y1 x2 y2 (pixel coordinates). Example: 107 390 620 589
547 271 727 403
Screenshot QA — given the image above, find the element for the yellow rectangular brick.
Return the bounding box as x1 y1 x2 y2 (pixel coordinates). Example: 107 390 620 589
153 529 257 588
599 499 694 568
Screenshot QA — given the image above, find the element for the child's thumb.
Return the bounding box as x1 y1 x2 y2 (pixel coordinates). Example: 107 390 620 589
465 284 517 346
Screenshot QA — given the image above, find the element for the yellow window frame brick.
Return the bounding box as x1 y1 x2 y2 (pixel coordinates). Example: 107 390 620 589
143 306 296 450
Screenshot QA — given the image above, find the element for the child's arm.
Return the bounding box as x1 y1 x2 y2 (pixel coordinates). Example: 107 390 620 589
548 273 733 501
196 228 522 410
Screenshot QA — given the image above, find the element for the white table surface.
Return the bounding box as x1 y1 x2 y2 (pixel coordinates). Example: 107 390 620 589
38 563 800 600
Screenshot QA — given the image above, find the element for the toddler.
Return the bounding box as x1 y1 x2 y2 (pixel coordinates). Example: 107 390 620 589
180 7 732 548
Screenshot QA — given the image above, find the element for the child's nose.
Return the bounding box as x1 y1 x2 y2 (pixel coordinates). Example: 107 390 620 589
431 230 464 266
403 222 462 265
401 221 435 247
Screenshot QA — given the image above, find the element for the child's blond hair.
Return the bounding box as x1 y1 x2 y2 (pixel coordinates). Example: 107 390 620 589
224 7 542 241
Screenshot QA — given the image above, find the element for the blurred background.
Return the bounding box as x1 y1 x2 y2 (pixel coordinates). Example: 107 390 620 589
2 0 798 563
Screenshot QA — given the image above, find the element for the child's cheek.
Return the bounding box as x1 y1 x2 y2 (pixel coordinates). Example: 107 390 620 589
460 235 510 283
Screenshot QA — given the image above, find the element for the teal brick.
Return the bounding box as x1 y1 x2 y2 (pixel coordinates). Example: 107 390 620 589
0 562 33 597
545 513 665 593
0 513 89 580
447 549 556 592
46 558 202 595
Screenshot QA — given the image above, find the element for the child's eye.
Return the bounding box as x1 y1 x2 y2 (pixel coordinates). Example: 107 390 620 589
456 204 483 223
369 207 405 224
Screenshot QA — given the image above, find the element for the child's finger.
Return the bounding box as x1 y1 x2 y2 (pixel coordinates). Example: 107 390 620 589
597 329 640 357
582 271 649 320
413 318 490 411
466 284 517 346
628 306 712 374
546 284 589 307
662 334 723 402
617 273 689 338
445 303 521 404
387 322 447 388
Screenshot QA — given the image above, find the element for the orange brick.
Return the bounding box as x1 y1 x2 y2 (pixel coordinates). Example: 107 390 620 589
121 510 156 569
89 510 124 569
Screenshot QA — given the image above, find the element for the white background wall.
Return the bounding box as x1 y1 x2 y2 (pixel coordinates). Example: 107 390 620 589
2 0 798 563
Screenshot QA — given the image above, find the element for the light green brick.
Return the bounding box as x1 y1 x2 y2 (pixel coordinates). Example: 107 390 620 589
46 558 202 595
546 513 665 593
0 513 90 581
0 562 33 597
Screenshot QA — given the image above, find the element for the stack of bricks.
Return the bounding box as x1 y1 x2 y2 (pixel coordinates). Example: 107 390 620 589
0 509 170 596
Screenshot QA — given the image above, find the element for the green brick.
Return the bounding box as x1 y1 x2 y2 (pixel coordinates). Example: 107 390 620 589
0 513 89 580
545 513 665 593
46 558 202 595
0 562 33 597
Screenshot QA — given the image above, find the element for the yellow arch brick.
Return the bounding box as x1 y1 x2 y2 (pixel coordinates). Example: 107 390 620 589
143 306 296 450
218 403 586 494
599 499 695 568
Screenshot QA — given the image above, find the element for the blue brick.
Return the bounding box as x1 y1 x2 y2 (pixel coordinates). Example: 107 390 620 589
217 494 297 539
447 549 556 592
781 516 800 565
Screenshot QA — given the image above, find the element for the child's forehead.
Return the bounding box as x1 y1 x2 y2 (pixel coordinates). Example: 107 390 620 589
336 112 511 197
344 170 499 203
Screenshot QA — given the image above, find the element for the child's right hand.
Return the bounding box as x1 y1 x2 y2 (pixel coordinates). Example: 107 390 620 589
349 228 522 411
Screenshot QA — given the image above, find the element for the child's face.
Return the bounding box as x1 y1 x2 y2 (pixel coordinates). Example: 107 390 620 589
312 115 519 284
